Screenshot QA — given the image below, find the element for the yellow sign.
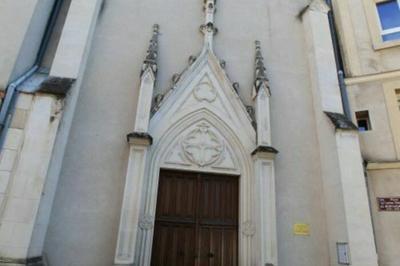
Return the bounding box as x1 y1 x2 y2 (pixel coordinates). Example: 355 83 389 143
293 223 310 236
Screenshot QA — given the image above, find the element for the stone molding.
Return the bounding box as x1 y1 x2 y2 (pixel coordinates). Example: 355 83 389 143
0 256 44 266
38 76 75 96
126 132 153 145
115 2 277 265
367 161 400 170
251 145 279 156
308 0 330 14
325 112 358 131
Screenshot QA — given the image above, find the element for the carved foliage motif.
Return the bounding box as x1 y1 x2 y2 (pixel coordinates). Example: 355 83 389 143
181 123 224 167
242 220 256 237
139 215 154 230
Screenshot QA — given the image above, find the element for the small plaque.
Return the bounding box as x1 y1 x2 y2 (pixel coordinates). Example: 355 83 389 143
378 197 400 211
293 223 310 236
336 242 351 265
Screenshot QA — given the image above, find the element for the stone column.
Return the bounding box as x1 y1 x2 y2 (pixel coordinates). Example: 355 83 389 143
0 93 63 265
334 127 378 266
301 1 378 265
252 148 278 266
114 134 152 265
255 86 271 146
114 25 159 265
252 40 278 266
133 69 156 133
27 0 104 261
50 0 104 82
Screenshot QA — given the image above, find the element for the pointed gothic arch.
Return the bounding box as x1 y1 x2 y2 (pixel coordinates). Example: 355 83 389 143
114 2 278 265
135 108 255 265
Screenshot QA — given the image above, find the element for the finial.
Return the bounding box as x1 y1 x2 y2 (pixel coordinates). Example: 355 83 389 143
141 24 160 77
254 40 270 95
200 0 218 49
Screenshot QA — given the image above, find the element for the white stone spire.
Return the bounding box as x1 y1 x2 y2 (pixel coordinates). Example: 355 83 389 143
200 0 218 50
253 41 272 146
253 40 270 97
134 25 159 134
141 24 159 77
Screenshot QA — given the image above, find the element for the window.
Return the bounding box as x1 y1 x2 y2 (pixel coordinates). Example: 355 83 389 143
356 111 372 131
396 89 400 111
376 0 400 42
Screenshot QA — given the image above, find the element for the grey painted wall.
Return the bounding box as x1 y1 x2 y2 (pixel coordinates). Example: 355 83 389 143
44 1 331 265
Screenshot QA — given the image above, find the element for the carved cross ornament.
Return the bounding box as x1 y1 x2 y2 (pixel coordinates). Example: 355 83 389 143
182 123 224 167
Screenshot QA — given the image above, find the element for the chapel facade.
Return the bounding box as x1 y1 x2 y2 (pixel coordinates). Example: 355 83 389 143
0 0 399 265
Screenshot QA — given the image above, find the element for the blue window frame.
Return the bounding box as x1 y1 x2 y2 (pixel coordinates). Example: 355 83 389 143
377 0 400 42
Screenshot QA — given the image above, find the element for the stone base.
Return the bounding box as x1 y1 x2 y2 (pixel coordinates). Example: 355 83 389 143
0 256 45 266
251 145 279 156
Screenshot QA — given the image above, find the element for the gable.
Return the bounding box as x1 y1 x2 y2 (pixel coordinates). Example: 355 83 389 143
149 48 256 144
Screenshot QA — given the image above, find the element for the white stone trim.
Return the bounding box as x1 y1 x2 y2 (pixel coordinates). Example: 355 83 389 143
50 0 104 79
302 3 344 113
309 0 330 14
335 131 378 266
114 46 279 265
0 95 62 259
135 110 254 266
133 69 155 133
255 86 272 146
28 0 104 257
114 144 149 265
253 156 278 266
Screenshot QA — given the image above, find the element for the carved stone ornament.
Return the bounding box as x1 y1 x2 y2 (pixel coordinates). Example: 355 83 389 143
139 215 154 230
182 123 224 167
242 220 256 237
193 82 217 103
309 0 330 13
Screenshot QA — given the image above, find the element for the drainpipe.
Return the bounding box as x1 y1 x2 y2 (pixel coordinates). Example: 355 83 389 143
325 0 352 120
0 0 64 149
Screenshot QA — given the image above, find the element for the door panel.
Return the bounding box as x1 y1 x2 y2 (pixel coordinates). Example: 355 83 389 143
199 176 239 226
198 227 238 266
151 223 196 266
155 171 198 223
151 170 238 266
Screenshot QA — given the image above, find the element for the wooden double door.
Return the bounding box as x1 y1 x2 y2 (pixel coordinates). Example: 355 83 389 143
151 170 239 266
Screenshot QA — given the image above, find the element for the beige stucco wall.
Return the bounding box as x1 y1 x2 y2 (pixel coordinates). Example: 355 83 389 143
332 0 400 161
368 169 400 266
333 0 400 161
333 1 400 266
43 0 333 265
332 0 400 76
347 81 398 161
